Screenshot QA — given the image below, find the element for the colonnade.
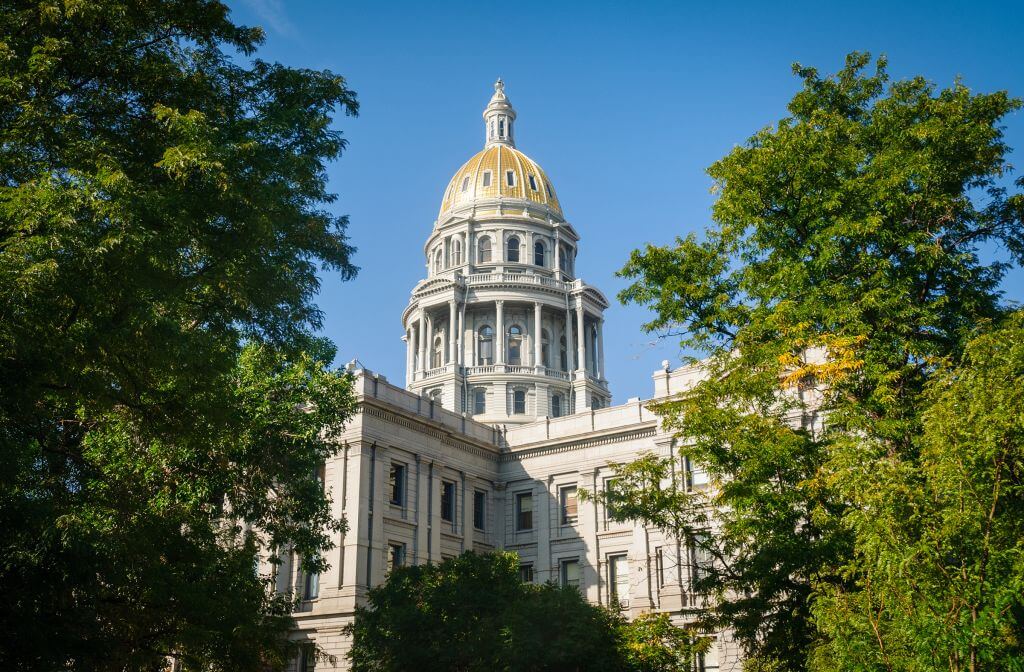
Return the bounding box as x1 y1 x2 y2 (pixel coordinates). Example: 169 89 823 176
406 297 605 381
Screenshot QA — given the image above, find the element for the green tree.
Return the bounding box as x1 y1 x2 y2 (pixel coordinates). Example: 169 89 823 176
619 612 708 672
347 552 627 672
0 1 358 670
810 313 1024 672
612 52 1023 669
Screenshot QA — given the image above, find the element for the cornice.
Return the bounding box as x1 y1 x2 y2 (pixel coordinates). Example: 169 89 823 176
355 397 502 460
501 423 658 461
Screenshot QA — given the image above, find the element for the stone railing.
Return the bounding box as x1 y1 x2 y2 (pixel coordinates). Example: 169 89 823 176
463 272 579 293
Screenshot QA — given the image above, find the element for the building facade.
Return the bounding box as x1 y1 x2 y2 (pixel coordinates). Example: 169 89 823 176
276 81 742 671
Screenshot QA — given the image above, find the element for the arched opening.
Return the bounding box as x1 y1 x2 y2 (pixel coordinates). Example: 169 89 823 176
477 326 494 365
433 248 443 273
452 239 462 266
508 325 523 365
478 237 492 264
506 236 520 263
559 244 571 274
541 329 551 368
559 335 568 371
534 241 546 267
431 335 443 369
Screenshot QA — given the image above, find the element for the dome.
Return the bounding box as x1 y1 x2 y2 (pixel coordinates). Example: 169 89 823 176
438 144 562 218
437 78 562 219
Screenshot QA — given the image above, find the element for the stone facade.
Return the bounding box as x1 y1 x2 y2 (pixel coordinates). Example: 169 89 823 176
275 81 743 671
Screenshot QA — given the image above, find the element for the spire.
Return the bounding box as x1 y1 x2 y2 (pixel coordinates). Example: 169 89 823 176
483 78 516 147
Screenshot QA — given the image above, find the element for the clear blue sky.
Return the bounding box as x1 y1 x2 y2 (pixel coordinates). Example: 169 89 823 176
228 0 1023 403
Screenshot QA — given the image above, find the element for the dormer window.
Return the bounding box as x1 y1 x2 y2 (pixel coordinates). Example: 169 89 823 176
506 170 515 187
528 175 538 191
482 171 492 187
545 181 553 197
461 176 470 192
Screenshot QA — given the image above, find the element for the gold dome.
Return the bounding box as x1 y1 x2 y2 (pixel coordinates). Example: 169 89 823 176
438 143 562 218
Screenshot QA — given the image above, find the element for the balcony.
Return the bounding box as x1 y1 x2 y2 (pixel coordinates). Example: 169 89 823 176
414 363 604 387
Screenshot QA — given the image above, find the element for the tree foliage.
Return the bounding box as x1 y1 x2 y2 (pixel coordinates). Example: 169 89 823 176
0 1 358 669
613 52 1024 670
347 552 700 672
810 313 1024 672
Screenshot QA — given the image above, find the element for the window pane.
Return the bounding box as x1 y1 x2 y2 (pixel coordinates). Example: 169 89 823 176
507 237 520 262
551 395 561 417
474 490 486 530
528 174 537 191
482 171 491 187
560 485 578 524
473 388 486 414
534 241 545 266
512 389 526 414
516 493 533 530
562 559 580 590
441 481 455 522
610 555 628 605
519 564 534 583
390 463 405 505
506 170 515 186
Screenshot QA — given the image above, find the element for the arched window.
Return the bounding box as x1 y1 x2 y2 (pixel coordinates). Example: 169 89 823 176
512 389 526 415
508 325 523 365
541 329 551 368
478 237 492 264
534 241 546 267
559 244 570 273
551 394 562 418
507 236 520 263
433 248 443 273
477 326 494 365
559 335 568 371
473 388 486 415
452 239 462 266
431 335 443 369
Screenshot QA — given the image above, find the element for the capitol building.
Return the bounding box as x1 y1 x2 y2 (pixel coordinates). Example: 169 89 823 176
274 81 741 671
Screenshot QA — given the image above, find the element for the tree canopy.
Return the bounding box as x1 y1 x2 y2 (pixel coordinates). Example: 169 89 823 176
0 1 358 669
614 52 1024 670
347 552 706 672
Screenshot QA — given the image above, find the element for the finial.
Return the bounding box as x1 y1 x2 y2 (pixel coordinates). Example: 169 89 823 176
494 78 504 95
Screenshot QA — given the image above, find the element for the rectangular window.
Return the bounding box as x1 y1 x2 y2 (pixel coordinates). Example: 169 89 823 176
561 558 581 591
697 643 720 672
473 490 486 530
389 463 405 506
528 174 537 191
690 532 714 589
441 481 456 523
512 389 526 414
482 171 492 187
506 170 515 186
473 388 486 415
515 492 533 531
560 485 578 525
299 645 316 672
687 457 709 489
604 478 620 525
519 563 534 583
609 554 629 606
387 543 406 573
461 175 470 192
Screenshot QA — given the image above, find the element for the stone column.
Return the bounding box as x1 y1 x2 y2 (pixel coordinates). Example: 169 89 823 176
565 306 574 372
575 302 586 374
495 300 505 366
554 233 561 278
448 299 457 365
533 302 543 369
417 313 427 377
597 318 605 379
404 330 412 386
537 477 554 584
